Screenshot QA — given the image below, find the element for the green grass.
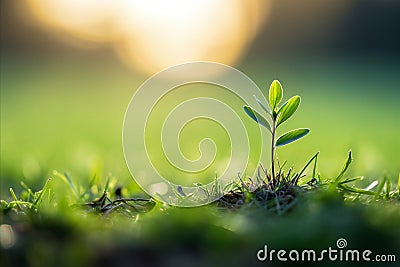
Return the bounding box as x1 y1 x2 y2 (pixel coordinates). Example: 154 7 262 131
1 150 399 266
1 54 400 266
2 55 399 191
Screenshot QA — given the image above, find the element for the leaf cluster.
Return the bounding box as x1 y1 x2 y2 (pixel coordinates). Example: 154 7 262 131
244 80 309 147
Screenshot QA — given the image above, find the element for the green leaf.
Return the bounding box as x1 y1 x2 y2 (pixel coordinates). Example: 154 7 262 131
276 96 300 127
243 106 271 132
275 128 309 147
268 80 283 111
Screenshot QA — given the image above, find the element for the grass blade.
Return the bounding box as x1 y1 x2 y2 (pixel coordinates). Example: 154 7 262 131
297 151 319 179
311 152 318 179
9 188 19 202
52 170 79 200
385 176 391 199
20 181 35 202
339 177 362 185
398 174 400 192
82 174 98 198
375 176 386 197
9 188 22 210
335 150 353 182
33 178 52 206
365 180 378 191
339 184 376 195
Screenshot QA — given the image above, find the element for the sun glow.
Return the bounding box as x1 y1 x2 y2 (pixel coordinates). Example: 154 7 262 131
26 0 269 74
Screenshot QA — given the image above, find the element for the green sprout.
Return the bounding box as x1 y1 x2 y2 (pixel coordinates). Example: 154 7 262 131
244 80 310 182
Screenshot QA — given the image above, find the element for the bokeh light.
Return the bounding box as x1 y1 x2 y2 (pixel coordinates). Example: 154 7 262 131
25 0 269 75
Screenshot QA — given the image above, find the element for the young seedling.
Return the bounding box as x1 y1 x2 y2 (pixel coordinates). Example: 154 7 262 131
244 80 309 183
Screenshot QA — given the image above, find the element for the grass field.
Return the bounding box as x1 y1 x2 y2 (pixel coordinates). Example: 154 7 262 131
1 53 400 266
2 54 399 188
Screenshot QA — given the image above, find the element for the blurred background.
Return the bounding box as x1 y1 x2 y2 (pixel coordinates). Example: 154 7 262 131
1 0 400 195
